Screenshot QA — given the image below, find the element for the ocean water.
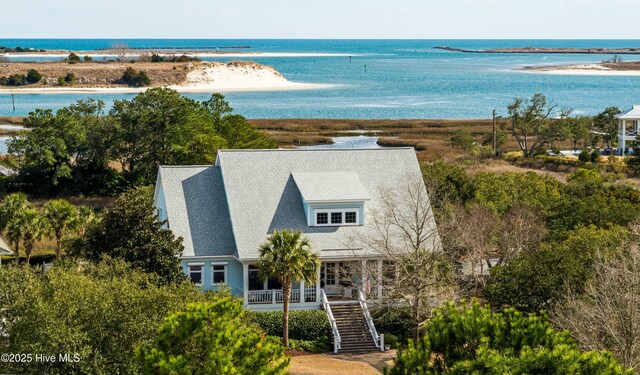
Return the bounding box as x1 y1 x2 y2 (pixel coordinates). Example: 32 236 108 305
1 39 640 119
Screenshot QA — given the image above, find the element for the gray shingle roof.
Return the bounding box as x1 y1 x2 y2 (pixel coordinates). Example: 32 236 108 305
157 148 439 261
215 148 435 260
157 166 236 257
291 171 370 202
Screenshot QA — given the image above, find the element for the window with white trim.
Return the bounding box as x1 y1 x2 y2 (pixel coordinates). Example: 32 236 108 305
314 209 359 226
212 264 227 285
188 265 203 285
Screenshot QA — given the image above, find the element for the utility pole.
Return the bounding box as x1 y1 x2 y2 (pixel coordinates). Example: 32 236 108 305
492 109 497 154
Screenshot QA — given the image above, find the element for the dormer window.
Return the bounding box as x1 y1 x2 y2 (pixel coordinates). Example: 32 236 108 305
292 171 370 227
315 209 359 226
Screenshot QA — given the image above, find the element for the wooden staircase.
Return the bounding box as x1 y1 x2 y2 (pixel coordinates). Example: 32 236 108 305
330 303 379 353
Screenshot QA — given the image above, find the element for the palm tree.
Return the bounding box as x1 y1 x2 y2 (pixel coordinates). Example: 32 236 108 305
0 193 30 261
258 229 319 346
43 199 79 261
21 208 47 263
76 205 98 237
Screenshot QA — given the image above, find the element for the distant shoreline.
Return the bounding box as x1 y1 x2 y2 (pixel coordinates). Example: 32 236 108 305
435 46 640 54
2 50 354 59
520 61 640 76
0 60 335 94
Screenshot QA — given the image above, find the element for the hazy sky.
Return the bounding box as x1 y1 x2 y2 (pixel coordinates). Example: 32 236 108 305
4 0 640 39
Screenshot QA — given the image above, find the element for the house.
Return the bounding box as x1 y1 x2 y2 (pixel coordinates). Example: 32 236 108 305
154 148 439 352
618 105 640 154
0 237 12 264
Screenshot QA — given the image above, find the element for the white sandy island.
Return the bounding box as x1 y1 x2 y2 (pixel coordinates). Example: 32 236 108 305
0 62 336 94
519 63 640 76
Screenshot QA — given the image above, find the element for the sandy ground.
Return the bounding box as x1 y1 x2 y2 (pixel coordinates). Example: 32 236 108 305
520 62 640 76
0 61 332 94
289 351 396 375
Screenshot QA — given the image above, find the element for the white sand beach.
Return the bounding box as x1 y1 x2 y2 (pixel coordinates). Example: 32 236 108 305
0 62 335 94
520 63 640 76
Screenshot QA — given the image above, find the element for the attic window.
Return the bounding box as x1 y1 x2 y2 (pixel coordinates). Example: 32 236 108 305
317 212 328 225
315 209 359 226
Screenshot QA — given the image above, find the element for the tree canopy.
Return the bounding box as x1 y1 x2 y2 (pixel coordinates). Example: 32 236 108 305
76 186 185 284
388 300 631 374
137 298 289 375
8 90 276 195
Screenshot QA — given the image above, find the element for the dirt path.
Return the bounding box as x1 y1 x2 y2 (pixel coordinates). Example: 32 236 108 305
289 351 396 375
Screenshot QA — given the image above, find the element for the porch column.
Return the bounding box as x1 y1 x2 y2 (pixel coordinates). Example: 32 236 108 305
242 263 249 306
300 280 305 303
377 259 383 299
361 259 367 295
316 265 321 302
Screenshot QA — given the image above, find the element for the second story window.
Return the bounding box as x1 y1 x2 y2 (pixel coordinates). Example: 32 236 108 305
315 209 359 226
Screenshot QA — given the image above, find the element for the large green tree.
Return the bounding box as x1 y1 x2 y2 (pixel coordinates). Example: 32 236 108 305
387 300 631 374
485 225 627 313
593 106 621 149
0 258 205 375
507 93 569 157
137 298 289 375
110 88 224 184
78 186 185 284
259 229 320 346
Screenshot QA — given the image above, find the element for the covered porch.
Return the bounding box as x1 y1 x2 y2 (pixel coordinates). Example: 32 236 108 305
241 258 392 310
618 105 640 154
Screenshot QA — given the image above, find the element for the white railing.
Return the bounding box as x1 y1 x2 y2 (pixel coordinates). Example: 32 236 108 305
247 286 317 305
275 289 300 303
247 290 273 304
304 287 317 302
358 289 384 351
321 289 341 353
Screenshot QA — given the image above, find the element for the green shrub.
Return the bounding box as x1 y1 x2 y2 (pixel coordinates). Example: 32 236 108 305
384 333 399 349
83 55 93 61
121 67 151 87
3 74 26 86
25 69 42 84
579 149 591 163
591 149 601 163
151 53 166 62
68 52 80 62
287 338 330 353
252 310 329 341
58 73 75 86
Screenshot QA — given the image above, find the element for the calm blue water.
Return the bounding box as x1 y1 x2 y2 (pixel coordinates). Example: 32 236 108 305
1 39 640 118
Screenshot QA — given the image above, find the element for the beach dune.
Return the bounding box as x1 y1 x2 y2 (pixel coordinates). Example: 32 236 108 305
0 61 333 94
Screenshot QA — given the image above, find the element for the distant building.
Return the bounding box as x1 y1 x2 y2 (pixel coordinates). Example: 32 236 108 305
618 105 640 154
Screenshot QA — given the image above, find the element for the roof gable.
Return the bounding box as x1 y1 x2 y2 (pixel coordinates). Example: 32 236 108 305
157 166 236 257
292 171 370 202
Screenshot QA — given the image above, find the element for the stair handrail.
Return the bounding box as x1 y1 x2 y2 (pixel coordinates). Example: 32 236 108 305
358 289 385 351
321 289 341 353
